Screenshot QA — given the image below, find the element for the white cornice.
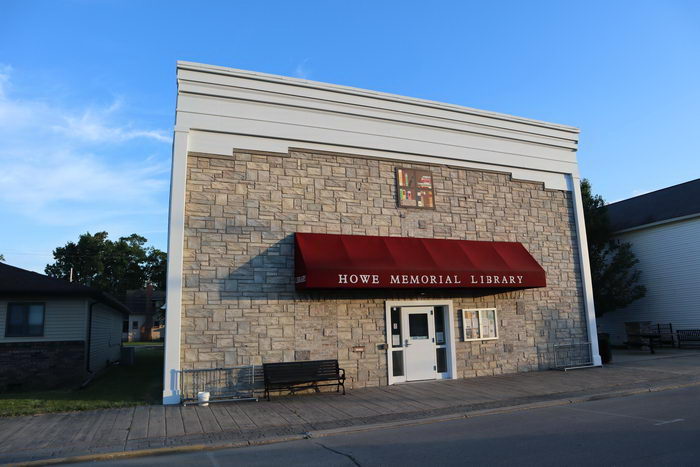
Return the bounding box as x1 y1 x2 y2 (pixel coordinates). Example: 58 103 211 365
176 61 579 137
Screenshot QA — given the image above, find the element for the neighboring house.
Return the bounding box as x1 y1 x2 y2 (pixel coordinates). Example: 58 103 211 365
0 263 128 390
597 178 700 344
122 285 166 342
163 62 601 404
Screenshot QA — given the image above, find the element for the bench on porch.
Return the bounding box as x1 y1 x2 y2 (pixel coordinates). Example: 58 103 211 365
625 322 675 352
262 359 346 401
654 323 675 348
677 330 700 348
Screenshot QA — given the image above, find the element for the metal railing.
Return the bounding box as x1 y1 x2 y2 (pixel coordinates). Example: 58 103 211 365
538 342 594 371
179 365 263 404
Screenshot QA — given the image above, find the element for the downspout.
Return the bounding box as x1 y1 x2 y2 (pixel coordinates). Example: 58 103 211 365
86 301 96 373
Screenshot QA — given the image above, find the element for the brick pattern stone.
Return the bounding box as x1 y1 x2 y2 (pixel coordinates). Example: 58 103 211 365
181 150 587 388
0 341 86 390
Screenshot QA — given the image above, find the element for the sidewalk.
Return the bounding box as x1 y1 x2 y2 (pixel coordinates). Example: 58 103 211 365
3 350 700 465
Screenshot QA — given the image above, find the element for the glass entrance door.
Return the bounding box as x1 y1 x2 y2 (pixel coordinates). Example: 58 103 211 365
401 306 437 381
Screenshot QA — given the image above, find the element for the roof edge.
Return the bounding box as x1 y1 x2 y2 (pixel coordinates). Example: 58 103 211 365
0 263 130 315
614 212 700 235
176 61 580 134
606 177 700 209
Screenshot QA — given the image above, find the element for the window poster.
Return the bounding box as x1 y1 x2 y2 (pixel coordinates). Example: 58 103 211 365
463 310 480 339
481 309 497 339
436 331 444 344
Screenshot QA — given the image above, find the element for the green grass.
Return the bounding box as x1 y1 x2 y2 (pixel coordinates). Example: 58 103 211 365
123 341 164 347
0 347 164 417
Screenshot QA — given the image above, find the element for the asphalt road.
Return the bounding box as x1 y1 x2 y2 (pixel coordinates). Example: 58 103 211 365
86 385 700 466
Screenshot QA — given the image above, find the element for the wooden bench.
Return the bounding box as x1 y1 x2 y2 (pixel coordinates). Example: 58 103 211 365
262 359 345 401
627 333 662 354
677 330 700 348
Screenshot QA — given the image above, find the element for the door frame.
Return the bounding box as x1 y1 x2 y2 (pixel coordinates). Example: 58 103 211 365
385 300 458 385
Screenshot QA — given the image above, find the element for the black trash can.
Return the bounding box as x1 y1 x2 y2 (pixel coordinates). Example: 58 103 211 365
598 333 612 364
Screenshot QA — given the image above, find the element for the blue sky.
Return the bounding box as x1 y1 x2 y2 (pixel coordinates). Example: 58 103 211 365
2 0 699 272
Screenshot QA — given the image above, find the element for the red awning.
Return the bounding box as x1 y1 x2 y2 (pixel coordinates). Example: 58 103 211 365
295 233 546 289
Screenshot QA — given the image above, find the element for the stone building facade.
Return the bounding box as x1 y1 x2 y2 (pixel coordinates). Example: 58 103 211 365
164 61 601 403
179 149 586 387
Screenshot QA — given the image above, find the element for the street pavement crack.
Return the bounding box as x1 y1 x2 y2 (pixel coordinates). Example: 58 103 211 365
315 441 362 466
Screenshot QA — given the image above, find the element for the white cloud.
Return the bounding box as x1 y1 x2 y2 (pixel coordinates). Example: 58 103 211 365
54 103 171 144
0 150 169 224
0 64 12 98
293 58 312 80
0 65 171 227
0 74 171 145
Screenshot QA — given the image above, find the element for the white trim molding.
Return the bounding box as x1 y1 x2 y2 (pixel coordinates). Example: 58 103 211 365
187 131 574 191
571 175 603 366
176 61 579 136
162 128 189 404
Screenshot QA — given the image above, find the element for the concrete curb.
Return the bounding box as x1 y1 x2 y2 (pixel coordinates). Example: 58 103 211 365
9 379 700 466
6 435 307 467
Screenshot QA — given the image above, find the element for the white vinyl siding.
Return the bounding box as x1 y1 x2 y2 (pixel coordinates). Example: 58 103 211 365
597 217 700 344
88 304 123 372
0 299 87 343
123 314 147 341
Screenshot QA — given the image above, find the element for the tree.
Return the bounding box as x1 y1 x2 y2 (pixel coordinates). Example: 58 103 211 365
581 179 646 317
144 248 167 290
0 253 4 262
45 232 167 299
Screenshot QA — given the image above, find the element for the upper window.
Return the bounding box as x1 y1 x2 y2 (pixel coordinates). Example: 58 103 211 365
5 303 45 337
462 308 498 341
396 168 435 209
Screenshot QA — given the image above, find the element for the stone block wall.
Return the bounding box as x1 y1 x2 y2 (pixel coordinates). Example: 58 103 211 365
0 341 86 390
180 149 588 388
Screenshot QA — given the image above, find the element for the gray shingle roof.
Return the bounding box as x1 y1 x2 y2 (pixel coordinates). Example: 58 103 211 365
607 178 700 232
0 262 129 314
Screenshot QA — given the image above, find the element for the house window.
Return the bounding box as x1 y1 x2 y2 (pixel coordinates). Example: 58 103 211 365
122 321 129 333
132 321 139 330
461 308 498 341
396 168 435 209
5 303 45 337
